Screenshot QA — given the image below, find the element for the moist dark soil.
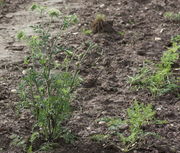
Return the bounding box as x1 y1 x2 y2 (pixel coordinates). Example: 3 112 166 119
0 0 180 153
0 0 30 15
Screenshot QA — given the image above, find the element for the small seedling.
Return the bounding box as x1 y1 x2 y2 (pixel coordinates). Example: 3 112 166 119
0 0 5 7
91 134 110 142
118 31 125 36
128 36 180 96
82 29 93 35
164 12 180 21
91 14 106 33
48 8 61 21
16 31 26 40
93 101 167 152
30 4 62 23
62 14 78 29
10 134 26 151
38 142 59 152
171 34 180 44
30 3 46 16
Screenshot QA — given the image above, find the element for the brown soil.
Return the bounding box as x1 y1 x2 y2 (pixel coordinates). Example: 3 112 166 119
0 0 180 153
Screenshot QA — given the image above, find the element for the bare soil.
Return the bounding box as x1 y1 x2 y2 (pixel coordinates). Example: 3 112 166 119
0 0 180 153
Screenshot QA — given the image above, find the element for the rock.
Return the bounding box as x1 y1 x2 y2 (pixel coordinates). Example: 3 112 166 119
87 126 91 130
11 89 17 93
160 28 164 33
98 121 106 125
119 123 129 130
100 4 105 8
156 105 163 111
72 32 78 35
5 13 13 18
22 70 27 75
155 37 161 41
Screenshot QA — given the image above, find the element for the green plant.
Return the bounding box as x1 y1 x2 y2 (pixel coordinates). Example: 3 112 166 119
48 8 61 21
17 25 79 142
171 34 180 44
48 8 61 18
94 101 167 152
0 0 5 7
128 36 180 96
91 14 106 33
62 14 78 29
10 134 26 151
30 3 78 27
91 134 110 142
16 4 95 152
38 142 59 152
118 31 125 36
164 12 180 21
83 29 93 35
30 3 46 17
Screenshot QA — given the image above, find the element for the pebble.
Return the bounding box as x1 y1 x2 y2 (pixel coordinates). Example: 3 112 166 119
72 32 78 35
156 105 163 111
11 89 17 93
5 14 13 18
98 121 106 125
160 28 165 33
155 37 162 41
100 4 105 8
87 127 91 130
22 70 27 75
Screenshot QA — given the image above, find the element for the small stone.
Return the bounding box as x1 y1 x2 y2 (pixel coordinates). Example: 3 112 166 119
98 121 106 125
160 28 165 33
72 32 78 35
155 37 161 41
90 131 96 134
100 4 105 8
22 70 27 75
11 89 17 93
76 116 81 120
156 106 163 111
20 115 26 120
5 14 13 18
101 111 107 115
87 127 91 130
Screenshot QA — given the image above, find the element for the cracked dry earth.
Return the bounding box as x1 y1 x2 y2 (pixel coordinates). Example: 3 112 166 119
0 0 180 153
